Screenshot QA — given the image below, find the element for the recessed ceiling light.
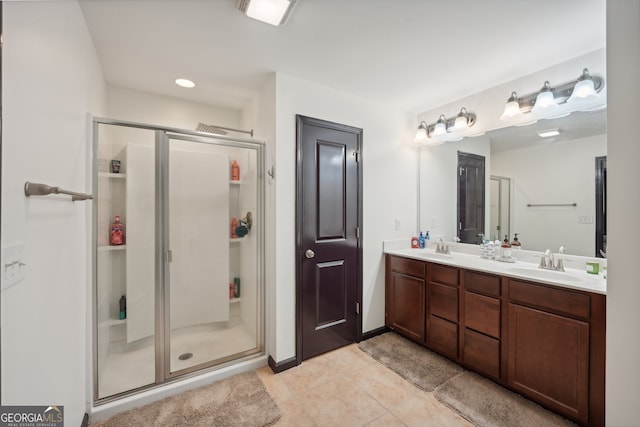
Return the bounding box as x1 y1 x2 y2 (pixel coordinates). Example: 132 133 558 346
175 78 195 88
537 128 560 138
238 0 297 26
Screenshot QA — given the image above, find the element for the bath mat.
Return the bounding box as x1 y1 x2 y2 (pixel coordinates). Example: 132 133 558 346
434 370 577 427
358 332 464 391
92 371 281 427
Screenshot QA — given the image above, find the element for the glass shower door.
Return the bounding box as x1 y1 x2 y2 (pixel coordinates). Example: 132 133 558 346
165 134 262 376
94 119 264 402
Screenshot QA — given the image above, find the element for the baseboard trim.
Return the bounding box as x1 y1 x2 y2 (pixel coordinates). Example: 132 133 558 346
361 326 390 341
268 355 298 374
81 412 89 427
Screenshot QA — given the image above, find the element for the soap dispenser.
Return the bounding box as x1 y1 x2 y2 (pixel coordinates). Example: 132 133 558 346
511 233 522 249
501 235 512 259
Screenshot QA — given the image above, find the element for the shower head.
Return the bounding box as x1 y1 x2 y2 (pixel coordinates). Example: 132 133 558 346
196 122 229 135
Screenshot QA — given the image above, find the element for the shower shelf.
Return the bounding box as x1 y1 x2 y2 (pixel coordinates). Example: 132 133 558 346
98 318 126 328
229 180 242 185
230 238 243 243
230 298 241 304
98 245 126 252
98 172 127 179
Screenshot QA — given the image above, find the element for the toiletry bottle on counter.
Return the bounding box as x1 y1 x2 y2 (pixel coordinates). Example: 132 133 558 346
418 232 425 249
110 215 125 245
411 236 419 248
119 295 126 320
231 160 240 181
501 235 511 258
511 233 522 249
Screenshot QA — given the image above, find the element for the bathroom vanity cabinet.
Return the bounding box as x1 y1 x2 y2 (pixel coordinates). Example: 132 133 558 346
384 254 605 427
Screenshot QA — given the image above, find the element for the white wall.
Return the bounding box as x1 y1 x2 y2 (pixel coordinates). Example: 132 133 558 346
491 134 606 255
606 1 640 424
271 73 415 362
107 85 242 130
241 75 277 358
1 2 106 425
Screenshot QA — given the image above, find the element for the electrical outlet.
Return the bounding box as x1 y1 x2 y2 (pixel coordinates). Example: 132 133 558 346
2 243 26 291
578 215 594 224
394 218 401 231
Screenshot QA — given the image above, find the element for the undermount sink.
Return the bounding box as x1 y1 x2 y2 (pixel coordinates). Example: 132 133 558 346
421 252 454 260
506 267 582 283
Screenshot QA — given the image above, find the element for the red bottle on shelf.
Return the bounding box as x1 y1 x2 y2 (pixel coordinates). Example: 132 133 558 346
231 160 240 181
110 215 125 245
231 217 238 238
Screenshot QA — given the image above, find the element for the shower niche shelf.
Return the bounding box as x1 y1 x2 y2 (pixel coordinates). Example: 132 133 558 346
230 298 241 304
99 172 127 179
98 245 126 252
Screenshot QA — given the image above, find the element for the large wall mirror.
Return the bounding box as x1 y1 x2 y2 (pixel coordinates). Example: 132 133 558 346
419 108 606 257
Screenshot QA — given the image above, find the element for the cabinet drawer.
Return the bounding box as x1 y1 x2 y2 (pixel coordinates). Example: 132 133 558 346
429 282 458 322
509 280 590 320
465 270 501 297
465 291 500 338
431 263 459 286
428 315 458 359
389 256 426 279
463 328 500 380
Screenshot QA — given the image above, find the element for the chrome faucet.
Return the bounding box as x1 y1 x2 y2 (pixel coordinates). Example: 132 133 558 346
539 248 565 272
435 238 451 254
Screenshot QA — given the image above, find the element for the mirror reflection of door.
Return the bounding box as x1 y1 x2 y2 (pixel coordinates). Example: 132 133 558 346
457 151 485 244
490 176 511 242
595 156 607 258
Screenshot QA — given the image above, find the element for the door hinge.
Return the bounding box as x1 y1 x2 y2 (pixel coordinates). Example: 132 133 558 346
459 222 462 231
356 226 360 239
353 151 359 162
165 250 172 263
356 302 360 315
459 167 464 176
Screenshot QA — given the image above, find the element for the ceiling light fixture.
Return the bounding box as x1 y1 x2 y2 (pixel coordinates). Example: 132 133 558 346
414 108 477 145
500 67 605 122
175 78 195 88
537 128 560 138
237 0 298 26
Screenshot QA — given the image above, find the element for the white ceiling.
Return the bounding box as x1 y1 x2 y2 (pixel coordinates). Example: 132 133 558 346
79 0 606 114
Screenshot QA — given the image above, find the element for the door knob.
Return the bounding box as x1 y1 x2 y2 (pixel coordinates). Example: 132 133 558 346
305 249 315 259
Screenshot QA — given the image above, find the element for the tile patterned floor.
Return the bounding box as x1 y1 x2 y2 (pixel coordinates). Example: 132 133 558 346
256 343 474 427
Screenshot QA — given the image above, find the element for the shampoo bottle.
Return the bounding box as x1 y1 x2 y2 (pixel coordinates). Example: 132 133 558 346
119 295 126 320
110 215 125 245
231 160 240 181
418 232 425 249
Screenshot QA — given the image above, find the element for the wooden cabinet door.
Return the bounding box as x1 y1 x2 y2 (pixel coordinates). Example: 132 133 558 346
508 303 589 424
388 272 425 342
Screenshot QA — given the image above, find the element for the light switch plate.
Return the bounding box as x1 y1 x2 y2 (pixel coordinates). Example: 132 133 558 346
2 243 26 291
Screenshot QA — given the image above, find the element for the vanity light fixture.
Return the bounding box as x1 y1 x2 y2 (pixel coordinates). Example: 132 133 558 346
433 115 448 136
414 108 477 144
567 68 600 104
499 92 524 121
500 67 605 122
237 0 298 26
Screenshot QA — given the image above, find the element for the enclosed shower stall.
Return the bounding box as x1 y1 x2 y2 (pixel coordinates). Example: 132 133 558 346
92 118 264 402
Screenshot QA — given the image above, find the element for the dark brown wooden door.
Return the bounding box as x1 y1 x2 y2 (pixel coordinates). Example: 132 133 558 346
457 152 485 244
296 115 361 361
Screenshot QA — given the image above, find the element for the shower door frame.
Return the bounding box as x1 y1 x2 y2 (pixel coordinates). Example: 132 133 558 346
91 117 266 404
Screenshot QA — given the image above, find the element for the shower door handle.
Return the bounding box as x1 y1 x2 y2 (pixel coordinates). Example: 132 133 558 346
305 249 315 259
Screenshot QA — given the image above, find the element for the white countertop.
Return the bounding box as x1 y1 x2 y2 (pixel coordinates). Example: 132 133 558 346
384 246 606 295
